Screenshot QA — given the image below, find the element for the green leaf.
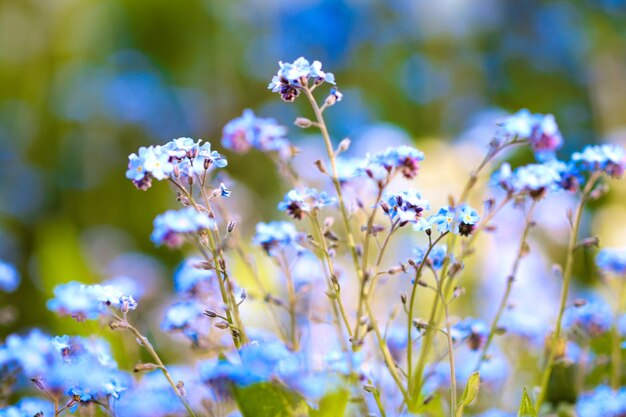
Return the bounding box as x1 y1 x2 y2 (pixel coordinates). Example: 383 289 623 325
455 372 480 417
232 382 311 417
518 387 538 417
310 389 350 417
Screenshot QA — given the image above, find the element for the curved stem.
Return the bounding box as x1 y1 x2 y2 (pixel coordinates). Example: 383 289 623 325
536 173 600 411
611 278 626 389
475 200 537 372
124 322 197 417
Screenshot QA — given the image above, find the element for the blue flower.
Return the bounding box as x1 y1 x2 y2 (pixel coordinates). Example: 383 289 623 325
221 109 291 159
0 260 20 292
253 221 304 255
268 58 335 102
0 397 54 417
412 245 450 271
597 248 626 276
48 282 137 321
219 182 231 197
151 207 214 248
572 144 626 178
450 318 489 350
492 162 562 199
360 145 425 180
161 300 204 343
563 300 612 337
426 204 480 236
278 188 336 220
126 139 227 190
497 109 563 156
577 385 626 417
382 190 430 225
173 257 218 295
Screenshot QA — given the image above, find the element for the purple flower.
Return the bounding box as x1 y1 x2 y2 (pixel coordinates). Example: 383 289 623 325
150 207 214 248
381 190 430 225
221 109 291 159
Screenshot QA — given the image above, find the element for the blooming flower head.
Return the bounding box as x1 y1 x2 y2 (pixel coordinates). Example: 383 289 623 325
253 221 304 255
596 248 626 276
361 145 425 181
151 207 214 248
173 257 219 295
563 300 612 338
277 188 336 220
382 190 430 225
221 109 292 159
47 282 137 321
492 162 562 199
425 204 480 236
268 57 335 102
572 144 626 178
497 109 563 156
451 318 489 350
126 139 227 190
0 260 20 292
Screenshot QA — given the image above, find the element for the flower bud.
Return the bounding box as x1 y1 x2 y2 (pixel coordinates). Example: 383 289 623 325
294 117 313 128
133 363 159 373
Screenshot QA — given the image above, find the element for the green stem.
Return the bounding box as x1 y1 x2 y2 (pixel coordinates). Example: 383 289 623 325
437 278 457 416
125 323 197 417
475 201 537 372
536 173 599 411
280 252 299 351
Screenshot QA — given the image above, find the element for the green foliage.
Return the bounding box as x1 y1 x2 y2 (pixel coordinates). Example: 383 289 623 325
518 387 538 417
456 372 480 417
232 382 311 417
310 389 350 417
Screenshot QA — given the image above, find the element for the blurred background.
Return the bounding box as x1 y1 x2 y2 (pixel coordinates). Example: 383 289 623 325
2 0 626 377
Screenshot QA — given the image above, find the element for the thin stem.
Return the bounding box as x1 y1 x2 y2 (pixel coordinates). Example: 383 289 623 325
280 252 299 351
123 322 197 417
365 301 409 402
310 214 353 337
369 385 388 417
536 173 600 411
302 87 364 346
407 232 448 392
475 201 537 372
436 273 457 416
612 278 626 389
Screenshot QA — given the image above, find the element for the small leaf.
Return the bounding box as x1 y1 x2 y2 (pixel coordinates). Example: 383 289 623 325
518 387 538 417
232 382 310 417
455 372 480 417
310 390 349 417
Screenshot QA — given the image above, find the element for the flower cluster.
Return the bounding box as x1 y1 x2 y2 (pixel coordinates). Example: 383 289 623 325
0 260 20 292
412 245 450 270
577 385 626 417
268 57 335 102
278 187 336 220
562 300 613 338
597 247 626 276
492 162 562 200
253 221 304 255
417 204 480 236
47 282 137 320
451 318 489 350
359 145 425 181
572 144 626 178
221 109 292 159
381 190 430 224
126 138 227 190
497 109 563 156
151 207 214 247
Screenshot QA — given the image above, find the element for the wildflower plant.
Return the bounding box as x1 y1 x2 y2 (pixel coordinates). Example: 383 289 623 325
3 57 626 417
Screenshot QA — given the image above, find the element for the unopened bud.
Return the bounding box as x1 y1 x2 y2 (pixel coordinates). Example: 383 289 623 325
177 381 187 397
294 117 313 128
109 320 128 330
314 160 327 174
573 299 587 307
30 377 47 392
133 363 159 373
204 310 218 318
227 221 236 233
337 138 351 154
240 289 247 301
575 236 600 250
362 384 375 393
400 293 407 304
215 321 230 329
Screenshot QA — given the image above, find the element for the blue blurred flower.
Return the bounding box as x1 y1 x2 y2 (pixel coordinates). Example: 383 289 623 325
0 397 54 417
577 385 626 417
173 257 218 295
597 248 626 276
572 144 626 178
48 282 137 321
221 109 291 159
492 162 562 199
451 318 490 350
151 207 214 248
496 109 563 157
412 245 450 271
253 221 304 255
161 300 204 343
563 300 612 338
278 188 336 220
0 260 20 292
359 145 425 181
